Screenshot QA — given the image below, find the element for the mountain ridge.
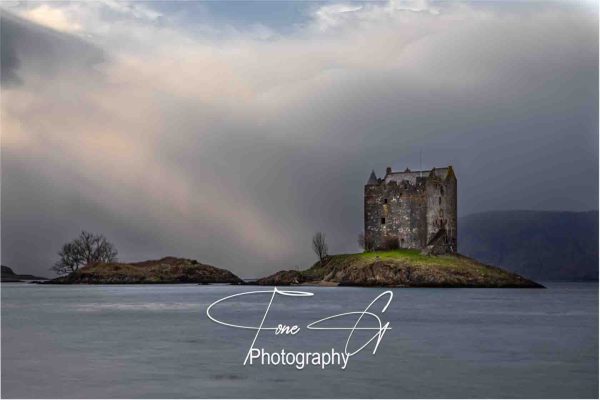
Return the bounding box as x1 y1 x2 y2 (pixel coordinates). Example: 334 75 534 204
459 210 598 281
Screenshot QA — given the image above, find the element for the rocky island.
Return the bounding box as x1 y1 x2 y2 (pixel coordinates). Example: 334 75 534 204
1 265 48 282
253 250 543 288
41 252 541 288
46 257 243 284
243 166 534 288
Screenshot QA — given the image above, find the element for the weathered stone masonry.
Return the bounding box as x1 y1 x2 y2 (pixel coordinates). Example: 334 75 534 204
364 166 457 254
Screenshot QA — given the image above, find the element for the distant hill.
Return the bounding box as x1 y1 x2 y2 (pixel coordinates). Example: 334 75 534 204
1 265 48 282
459 210 598 281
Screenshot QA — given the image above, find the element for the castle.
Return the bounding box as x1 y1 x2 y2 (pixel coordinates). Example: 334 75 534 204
364 166 457 254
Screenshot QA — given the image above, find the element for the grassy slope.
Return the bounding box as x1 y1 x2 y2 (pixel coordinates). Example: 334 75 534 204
300 249 542 287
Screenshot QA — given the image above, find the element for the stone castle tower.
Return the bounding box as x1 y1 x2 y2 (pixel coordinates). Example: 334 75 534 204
364 166 457 254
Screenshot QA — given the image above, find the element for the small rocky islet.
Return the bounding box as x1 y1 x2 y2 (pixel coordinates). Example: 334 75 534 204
41 251 542 288
1 265 48 282
252 250 543 288
45 257 243 285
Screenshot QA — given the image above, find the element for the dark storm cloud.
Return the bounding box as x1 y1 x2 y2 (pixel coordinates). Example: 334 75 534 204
0 11 104 86
1 2 597 277
0 19 21 86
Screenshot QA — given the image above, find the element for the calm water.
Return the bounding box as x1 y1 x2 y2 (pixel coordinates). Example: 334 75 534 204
1 282 598 398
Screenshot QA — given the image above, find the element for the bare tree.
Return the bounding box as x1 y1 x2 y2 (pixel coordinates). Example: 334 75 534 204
312 232 328 266
51 231 118 275
358 233 375 252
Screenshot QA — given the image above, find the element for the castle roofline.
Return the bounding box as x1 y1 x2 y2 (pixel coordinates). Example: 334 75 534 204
384 165 454 185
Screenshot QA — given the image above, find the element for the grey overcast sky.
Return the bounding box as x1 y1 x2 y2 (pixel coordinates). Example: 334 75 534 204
1 1 598 277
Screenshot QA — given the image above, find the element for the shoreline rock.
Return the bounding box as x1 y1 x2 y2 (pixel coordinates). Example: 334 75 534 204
1 265 48 282
252 270 306 286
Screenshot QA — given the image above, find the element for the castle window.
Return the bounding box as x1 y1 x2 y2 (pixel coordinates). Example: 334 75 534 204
439 197 442 205
381 218 386 225
440 187 444 196
383 198 388 204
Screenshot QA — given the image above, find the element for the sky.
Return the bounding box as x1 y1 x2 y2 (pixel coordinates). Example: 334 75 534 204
1 0 598 278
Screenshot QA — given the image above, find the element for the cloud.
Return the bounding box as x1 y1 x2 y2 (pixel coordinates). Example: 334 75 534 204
1 1 597 277
312 0 440 32
22 4 82 32
313 3 365 31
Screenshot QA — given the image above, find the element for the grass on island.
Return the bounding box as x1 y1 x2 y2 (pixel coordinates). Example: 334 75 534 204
302 249 508 280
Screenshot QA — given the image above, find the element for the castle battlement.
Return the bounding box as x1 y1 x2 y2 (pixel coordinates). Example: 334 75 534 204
364 166 457 254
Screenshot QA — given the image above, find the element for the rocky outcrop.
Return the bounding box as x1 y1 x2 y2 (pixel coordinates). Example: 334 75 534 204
328 260 541 288
254 251 543 288
253 270 306 285
1 265 48 282
45 257 243 284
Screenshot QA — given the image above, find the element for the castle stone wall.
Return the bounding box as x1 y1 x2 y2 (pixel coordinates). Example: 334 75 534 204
364 166 457 253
